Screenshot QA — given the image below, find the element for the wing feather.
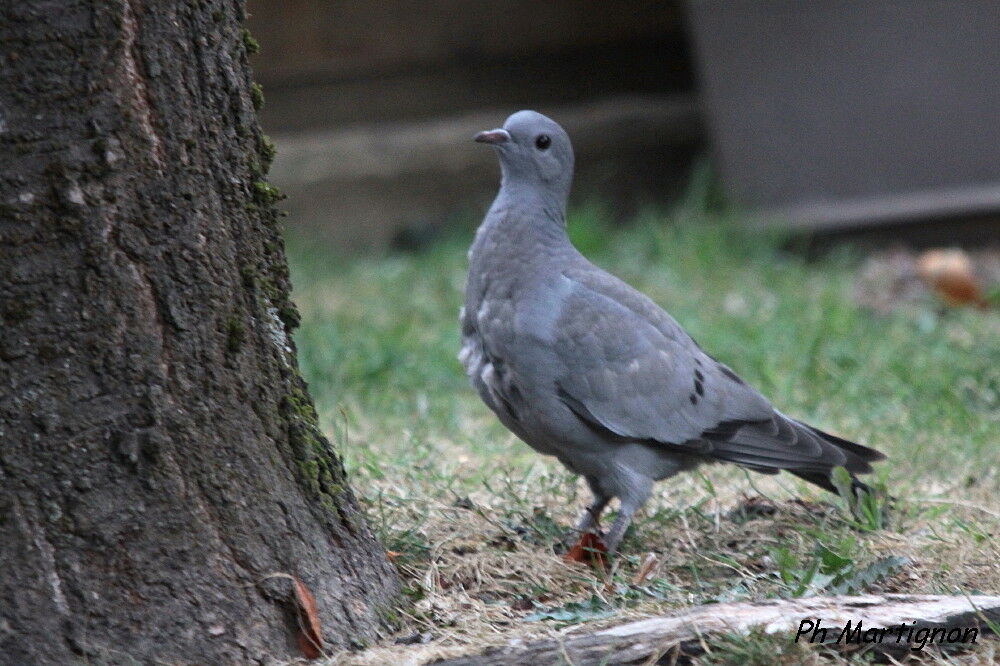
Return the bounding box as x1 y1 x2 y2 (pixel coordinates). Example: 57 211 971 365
552 273 883 480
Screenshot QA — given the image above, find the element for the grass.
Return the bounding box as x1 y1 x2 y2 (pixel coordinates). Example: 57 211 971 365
286 200 999 664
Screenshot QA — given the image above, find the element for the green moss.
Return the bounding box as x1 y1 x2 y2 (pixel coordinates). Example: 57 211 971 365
255 271 290 319
374 604 403 631
284 387 318 422
250 82 264 111
225 315 245 354
239 263 257 289
259 134 277 171
278 302 301 330
253 180 284 206
257 274 279 302
240 28 260 55
298 459 320 493
282 384 351 518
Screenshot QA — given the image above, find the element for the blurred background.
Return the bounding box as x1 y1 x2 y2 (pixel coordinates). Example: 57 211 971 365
248 0 1000 251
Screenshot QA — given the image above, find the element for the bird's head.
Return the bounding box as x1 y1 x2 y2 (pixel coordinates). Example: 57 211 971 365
475 110 574 206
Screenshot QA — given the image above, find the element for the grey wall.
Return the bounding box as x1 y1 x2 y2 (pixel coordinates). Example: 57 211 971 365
687 0 1000 228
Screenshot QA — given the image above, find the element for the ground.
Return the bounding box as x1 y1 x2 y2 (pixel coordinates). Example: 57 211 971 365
286 201 999 665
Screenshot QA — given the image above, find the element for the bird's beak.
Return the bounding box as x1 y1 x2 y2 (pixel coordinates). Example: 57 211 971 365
474 129 511 145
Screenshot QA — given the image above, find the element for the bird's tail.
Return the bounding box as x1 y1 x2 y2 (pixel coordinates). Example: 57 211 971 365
784 420 885 494
702 412 885 495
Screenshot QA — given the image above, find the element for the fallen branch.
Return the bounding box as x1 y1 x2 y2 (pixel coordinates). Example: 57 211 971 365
433 594 1000 665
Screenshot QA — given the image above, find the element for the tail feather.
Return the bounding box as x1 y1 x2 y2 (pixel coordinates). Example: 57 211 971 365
702 412 885 495
786 419 883 494
787 469 873 495
798 421 885 465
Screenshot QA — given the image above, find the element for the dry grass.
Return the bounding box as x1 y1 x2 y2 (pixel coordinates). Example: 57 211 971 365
288 207 1000 664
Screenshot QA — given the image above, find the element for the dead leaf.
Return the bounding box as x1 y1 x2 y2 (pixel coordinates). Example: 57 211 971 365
386 550 401 561
631 552 658 585
291 577 323 659
257 573 323 659
917 249 985 307
563 532 608 570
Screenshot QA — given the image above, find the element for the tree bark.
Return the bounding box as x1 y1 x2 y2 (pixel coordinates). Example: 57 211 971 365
0 2 399 663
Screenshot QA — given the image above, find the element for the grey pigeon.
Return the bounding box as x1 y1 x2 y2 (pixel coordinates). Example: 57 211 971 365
460 110 885 553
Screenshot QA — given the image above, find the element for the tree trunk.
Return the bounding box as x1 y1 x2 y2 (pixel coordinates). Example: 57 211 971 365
0 2 399 663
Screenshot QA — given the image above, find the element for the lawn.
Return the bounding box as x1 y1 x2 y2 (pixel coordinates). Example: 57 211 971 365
287 201 999 665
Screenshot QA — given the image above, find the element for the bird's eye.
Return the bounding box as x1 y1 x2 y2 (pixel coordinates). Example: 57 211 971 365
535 134 551 150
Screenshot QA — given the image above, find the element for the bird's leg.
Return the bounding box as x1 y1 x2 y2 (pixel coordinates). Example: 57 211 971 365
561 477 610 550
601 507 635 554
602 478 653 554
561 494 612 562
572 493 610 536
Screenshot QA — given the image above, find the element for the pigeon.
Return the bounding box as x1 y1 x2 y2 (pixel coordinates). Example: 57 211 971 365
459 110 885 553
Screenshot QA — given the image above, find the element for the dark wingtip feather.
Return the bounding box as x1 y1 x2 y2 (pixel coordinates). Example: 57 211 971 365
800 421 886 463
786 420 885 495
788 469 875 496
786 470 838 493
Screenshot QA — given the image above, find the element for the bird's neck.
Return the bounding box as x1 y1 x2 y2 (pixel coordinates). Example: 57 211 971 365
468 185 574 290
499 162 571 218
487 181 569 247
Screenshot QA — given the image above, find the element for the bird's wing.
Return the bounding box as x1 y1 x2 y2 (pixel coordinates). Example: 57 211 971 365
550 269 879 478
551 271 771 445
